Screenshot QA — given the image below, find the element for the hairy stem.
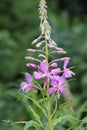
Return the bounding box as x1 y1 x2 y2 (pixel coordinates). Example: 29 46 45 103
45 39 48 65
47 96 53 130
39 0 54 129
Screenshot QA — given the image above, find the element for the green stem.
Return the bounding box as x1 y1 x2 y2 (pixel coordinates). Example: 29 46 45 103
47 96 53 130
45 38 53 130
42 0 53 127
45 39 48 65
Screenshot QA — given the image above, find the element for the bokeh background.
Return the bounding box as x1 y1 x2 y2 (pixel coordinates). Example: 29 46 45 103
0 0 87 130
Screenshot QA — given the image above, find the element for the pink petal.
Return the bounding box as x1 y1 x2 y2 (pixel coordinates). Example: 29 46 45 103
50 68 61 75
20 82 30 93
50 76 59 87
48 87 57 95
34 71 43 79
64 71 72 78
24 87 30 93
39 61 47 73
24 73 32 83
51 76 60 81
51 76 65 87
20 82 27 90
64 69 75 78
59 86 66 95
59 76 65 85
63 59 69 68
44 77 49 87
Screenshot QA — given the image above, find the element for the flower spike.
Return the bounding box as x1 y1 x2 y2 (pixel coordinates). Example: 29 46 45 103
20 0 75 99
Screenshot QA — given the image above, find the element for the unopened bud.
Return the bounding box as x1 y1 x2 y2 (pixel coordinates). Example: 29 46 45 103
27 63 37 69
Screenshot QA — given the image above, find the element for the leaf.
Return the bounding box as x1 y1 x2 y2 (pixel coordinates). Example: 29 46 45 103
77 101 87 118
59 103 67 112
25 95 47 117
2 120 13 124
28 105 45 129
29 106 40 121
54 115 78 127
24 120 44 130
82 117 87 123
51 95 58 118
52 103 67 120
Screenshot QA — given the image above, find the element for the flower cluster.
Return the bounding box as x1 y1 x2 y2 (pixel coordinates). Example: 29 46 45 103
20 57 75 98
20 0 75 98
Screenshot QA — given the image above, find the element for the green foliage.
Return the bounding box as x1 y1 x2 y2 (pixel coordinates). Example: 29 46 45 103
24 120 44 130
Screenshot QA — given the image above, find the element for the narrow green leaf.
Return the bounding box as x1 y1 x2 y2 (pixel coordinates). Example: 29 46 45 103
82 117 87 123
77 101 87 118
59 103 67 112
29 106 40 121
24 120 43 130
51 96 57 118
25 95 47 117
54 115 78 127
53 103 67 120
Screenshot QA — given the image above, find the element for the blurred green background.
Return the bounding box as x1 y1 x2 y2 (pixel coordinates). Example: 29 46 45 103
0 0 87 130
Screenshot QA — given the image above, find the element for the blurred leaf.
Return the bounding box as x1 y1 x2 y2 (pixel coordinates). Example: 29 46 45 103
25 95 47 117
24 120 44 130
54 115 78 127
77 101 87 119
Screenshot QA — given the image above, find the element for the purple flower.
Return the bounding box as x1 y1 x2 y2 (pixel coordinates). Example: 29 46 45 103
20 72 38 93
63 59 75 78
48 76 66 98
34 61 61 87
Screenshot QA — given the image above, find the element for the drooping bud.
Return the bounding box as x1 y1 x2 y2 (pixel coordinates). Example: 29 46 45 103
49 50 66 54
38 54 46 58
36 40 45 47
25 56 41 62
50 62 58 68
27 49 43 53
27 63 38 69
32 35 42 45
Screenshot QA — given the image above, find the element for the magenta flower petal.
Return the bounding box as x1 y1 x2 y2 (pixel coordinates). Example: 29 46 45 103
48 87 57 95
50 68 61 75
24 87 31 93
20 82 27 90
58 76 65 85
25 72 32 83
39 61 47 73
64 69 75 78
50 76 59 87
20 82 30 93
63 59 69 68
64 69 72 78
59 86 66 95
34 71 44 79
44 77 49 87
63 58 75 78
51 75 60 81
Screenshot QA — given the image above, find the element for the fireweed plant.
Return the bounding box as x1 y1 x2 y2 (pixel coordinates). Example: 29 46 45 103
20 0 75 130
